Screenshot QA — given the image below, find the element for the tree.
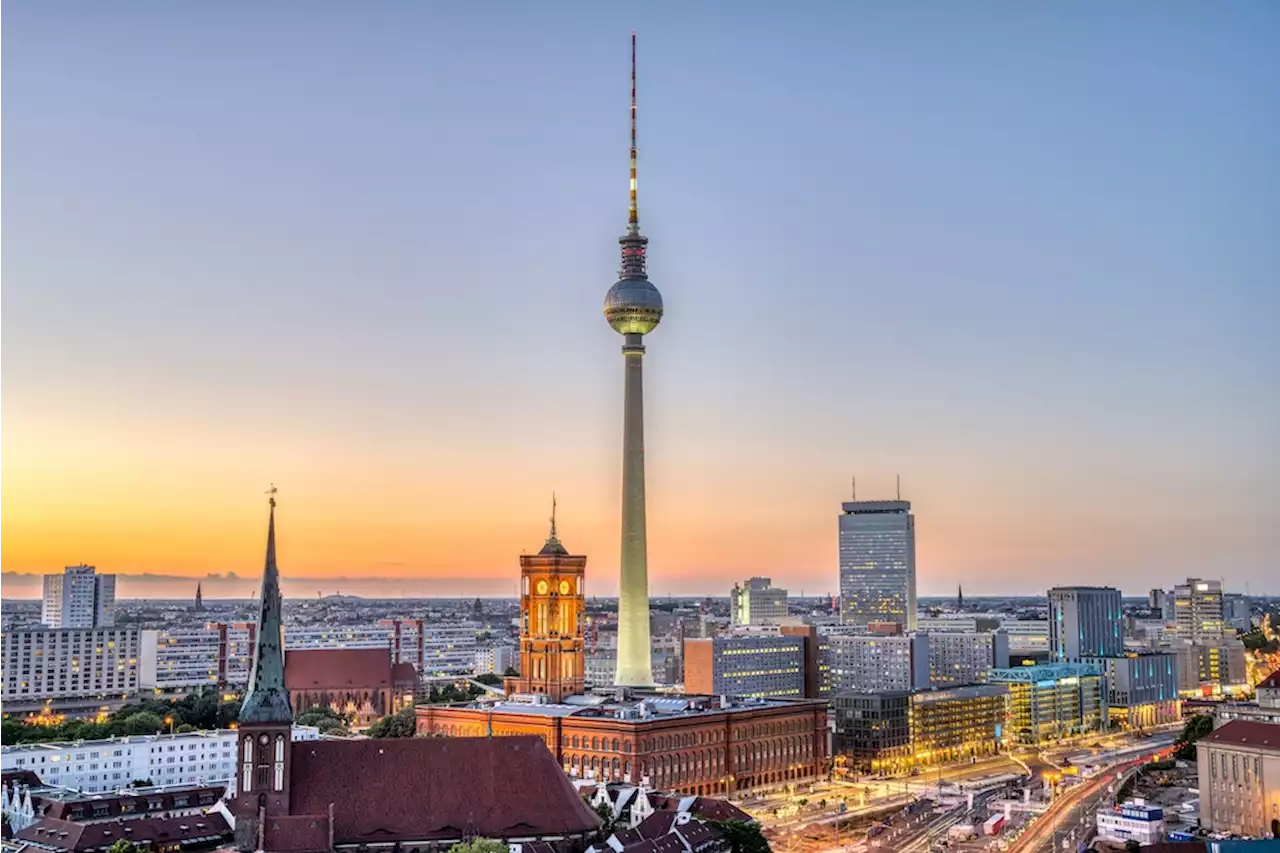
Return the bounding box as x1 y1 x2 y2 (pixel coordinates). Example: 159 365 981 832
474 673 502 687
592 799 615 829
176 723 196 734
502 666 519 677
105 840 146 853
367 707 416 739
121 712 164 736
1174 714 1214 761
446 840 508 853
710 821 771 853
129 779 153 788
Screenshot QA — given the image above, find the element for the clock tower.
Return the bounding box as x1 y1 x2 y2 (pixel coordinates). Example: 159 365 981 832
505 497 587 702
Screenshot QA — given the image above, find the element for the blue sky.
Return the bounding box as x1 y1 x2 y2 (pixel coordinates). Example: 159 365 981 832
3 2 1277 595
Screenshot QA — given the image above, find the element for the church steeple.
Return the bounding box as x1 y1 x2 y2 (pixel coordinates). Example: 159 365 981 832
194 582 204 611
240 487 293 724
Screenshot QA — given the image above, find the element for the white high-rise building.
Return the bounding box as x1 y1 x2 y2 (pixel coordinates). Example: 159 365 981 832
42 565 116 629
730 577 788 626
838 499 917 630
823 632 930 694
2 628 140 702
1174 579 1225 643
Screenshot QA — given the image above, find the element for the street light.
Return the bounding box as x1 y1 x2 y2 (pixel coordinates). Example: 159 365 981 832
164 715 174 734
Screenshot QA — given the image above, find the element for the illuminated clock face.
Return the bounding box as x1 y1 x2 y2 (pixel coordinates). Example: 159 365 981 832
259 734 269 745
536 579 549 595
559 580 571 595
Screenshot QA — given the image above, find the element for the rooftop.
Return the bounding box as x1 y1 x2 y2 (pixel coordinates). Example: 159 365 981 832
1200 719 1280 750
432 692 821 722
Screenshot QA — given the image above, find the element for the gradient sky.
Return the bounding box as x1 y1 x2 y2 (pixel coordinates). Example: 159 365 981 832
3 2 1278 598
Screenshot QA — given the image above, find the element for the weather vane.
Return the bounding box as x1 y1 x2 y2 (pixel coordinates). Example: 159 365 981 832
266 483 277 508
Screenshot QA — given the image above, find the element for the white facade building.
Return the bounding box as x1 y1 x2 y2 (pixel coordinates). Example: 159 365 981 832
823 632 930 694
999 620 1050 655
42 565 116 629
1095 800 1165 845
139 623 254 691
0 727 319 794
2 628 140 702
284 620 478 677
838 500 916 630
730 577 788 626
473 644 517 676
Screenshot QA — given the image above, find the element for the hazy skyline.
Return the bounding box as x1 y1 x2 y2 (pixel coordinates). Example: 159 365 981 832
3 3 1277 596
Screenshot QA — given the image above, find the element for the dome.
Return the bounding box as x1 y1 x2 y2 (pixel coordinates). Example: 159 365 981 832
604 277 664 336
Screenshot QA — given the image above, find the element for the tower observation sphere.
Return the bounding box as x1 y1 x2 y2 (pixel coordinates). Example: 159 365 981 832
604 275 663 336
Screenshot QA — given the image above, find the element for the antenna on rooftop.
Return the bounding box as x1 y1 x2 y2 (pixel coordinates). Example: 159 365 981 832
896 474 901 500
851 475 856 501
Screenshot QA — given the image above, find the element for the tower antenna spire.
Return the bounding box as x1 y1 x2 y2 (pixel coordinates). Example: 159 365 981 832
851 475 856 501
628 31 639 232
549 491 558 541
896 474 901 500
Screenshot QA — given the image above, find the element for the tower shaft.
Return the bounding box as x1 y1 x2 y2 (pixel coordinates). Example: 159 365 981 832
615 332 653 687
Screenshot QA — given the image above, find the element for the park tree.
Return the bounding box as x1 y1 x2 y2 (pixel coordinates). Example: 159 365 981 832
1174 715 1214 761
446 840 508 853
711 821 771 853
367 708 416 739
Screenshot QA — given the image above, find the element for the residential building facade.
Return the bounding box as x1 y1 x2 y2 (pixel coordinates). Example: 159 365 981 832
2 628 140 703
42 566 116 629
1174 579 1225 643
824 632 929 694
926 631 1010 686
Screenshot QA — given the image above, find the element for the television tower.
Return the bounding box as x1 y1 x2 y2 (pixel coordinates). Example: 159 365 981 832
604 33 663 687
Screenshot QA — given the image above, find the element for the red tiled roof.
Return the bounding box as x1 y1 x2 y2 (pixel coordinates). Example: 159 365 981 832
1259 668 1280 690
619 835 687 853
285 648 392 689
646 794 753 825
1201 719 1280 749
16 813 230 853
286 736 600 842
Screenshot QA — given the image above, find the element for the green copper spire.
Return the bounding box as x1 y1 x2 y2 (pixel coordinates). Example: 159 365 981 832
239 487 293 724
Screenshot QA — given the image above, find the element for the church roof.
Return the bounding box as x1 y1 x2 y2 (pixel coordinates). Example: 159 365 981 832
285 736 599 844
285 648 392 690
240 496 293 724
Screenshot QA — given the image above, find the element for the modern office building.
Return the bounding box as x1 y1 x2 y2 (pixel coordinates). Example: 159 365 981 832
42 565 116 629
830 691 912 776
987 663 1106 745
1149 589 1174 621
916 616 1001 634
730 578 788 626
838 499 916 631
1224 593 1253 633
604 34 663 688
926 631 1010 686
1048 586 1122 661
2 627 141 704
1086 653 1180 729
683 634 806 699
473 644 518 676
824 633 929 694
1196 720 1280 837
1174 578 1225 643
0 728 319 793
910 684 1010 768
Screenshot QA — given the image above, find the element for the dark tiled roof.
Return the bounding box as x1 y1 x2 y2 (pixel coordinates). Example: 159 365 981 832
646 795 753 824
2 771 43 788
391 662 419 685
16 813 230 853
263 815 333 853
36 786 224 821
1201 719 1280 749
675 821 725 853
285 648 392 689
619 836 686 853
1259 669 1280 690
613 813 678 847
286 736 599 842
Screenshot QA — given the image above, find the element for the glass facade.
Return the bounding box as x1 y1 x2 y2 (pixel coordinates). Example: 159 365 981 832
838 501 916 630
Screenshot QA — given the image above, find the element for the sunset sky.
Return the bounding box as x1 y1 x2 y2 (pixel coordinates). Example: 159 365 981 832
3 3 1277 598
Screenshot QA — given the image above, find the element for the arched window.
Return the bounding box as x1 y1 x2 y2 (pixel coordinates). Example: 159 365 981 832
592 736 599 751
273 736 285 791
241 737 253 792
611 738 619 753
